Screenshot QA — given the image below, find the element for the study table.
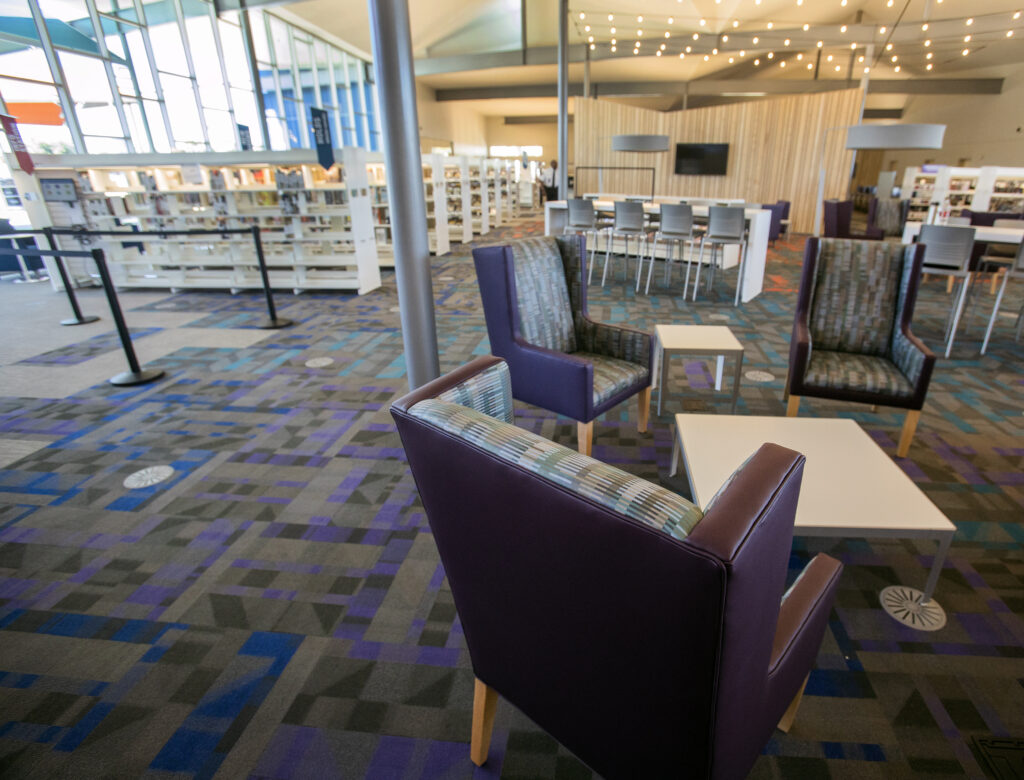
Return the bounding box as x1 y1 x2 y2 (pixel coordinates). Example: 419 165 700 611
544 199 771 303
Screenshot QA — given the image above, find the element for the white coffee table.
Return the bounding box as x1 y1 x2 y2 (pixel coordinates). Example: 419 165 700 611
653 325 744 415
671 414 956 630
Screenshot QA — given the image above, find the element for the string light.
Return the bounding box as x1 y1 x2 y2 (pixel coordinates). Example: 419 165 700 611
661 43 666 49
668 17 674 24
693 33 699 40
962 48 970 55
841 0 847 5
722 34 728 42
704 54 710 61
924 39 931 46
740 49 745 56
584 25 590 31
817 40 824 47
835 64 841 70
656 50 662 56
767 51 774 58
879 26 886 34
578 12 584 20
713 47 719 54
894 65 900 71
780 60 786 67
700 18 707 26
926 52 933 59
864 67 870 73
807 62 813 69
637 15 643 22
754 58 760 65
608 14 613 21
851 42 857 49
887 0 894 6
611 45 617 52
767 21 774 29
891 54 898 61
840 25 847 33
611 26 616 33
1015 11 1022 20
797 52 803 60
966 17 973 25
665 31 671 38
826 54 833 61
803 23 810 31
588 35 594 42
927 62 933 70
753 36 759 44
886 42 893 50
784 38 791 45
964 34 971 42
1009 30 1016 37
590 43 596 50
686 45 692 52
733 20 739 27
637 29 643 36
678 52 684 58
922 23 928 31
729 56 734 62
633 47 639 54
611 38 616 44
858 55 864 62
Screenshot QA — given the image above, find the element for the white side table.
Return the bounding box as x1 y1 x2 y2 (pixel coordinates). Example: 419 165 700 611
653 324 744 415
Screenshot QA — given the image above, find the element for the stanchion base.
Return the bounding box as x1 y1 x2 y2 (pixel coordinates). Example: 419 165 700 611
109 368 165 387
880 585 947 631
61 315 101 326
256 317 293 329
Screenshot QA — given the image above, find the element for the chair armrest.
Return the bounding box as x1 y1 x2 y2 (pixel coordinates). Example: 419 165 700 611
788 318 811 391
393 355 508 414
891 326 935 405
575 316 653 368
769 553 843 673
506 337 594 420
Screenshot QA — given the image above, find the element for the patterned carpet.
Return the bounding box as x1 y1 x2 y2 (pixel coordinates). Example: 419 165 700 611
0 216 1022 779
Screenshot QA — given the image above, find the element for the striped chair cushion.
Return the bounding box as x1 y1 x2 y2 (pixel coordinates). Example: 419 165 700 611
437 361 514 424
803 351 914 399
576 352 650 407
511 237 577 354
809 239 903 357
409 398 703 541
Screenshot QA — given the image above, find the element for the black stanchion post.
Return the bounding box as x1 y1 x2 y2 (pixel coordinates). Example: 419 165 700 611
251 225 292 329
43 227 100 326
90 248 164 387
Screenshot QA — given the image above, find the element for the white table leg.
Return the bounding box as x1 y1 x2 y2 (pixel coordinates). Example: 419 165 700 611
714 355 724 391
669 425 680 476
921 531 954 604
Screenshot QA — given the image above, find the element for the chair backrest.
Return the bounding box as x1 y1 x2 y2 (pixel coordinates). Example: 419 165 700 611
613 200 646 231
919 224 976 272
777 199 791 219
945 216 972 226
807 238 907 357
567 198 596 229
764 203 784 241
965 210 1024 227
659 203 693 236
707 206 745 240
993 218 1024 228
391 354 830 780
625 195 650 203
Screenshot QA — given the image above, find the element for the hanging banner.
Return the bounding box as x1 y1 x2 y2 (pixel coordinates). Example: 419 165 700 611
310 107 334 171
0 113 34 175
237 123 252 151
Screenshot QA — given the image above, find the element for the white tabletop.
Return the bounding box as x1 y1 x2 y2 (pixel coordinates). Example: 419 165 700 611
655 324 743 353
549 199 767 219
676 415 955 537
902 221 1024 245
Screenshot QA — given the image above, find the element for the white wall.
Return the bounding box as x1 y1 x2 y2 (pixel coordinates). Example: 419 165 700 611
416 83 488 156
882 64 1024 171
484 116 574 164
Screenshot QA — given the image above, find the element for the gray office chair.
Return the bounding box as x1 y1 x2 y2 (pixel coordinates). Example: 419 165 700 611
639 203 699 295
981 240 1024 354
919 224 976 358
602 201 649 287
564 198 606 284
979 218 1024 293
945 216 972 226
693 206 747 305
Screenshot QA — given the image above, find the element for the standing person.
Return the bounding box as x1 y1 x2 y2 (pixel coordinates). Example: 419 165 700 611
541 159 559 202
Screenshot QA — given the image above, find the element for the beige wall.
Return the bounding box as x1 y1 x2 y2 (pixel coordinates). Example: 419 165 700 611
574 90 864 234
882 64 1024 172
415 83 488 156
483 116 574 164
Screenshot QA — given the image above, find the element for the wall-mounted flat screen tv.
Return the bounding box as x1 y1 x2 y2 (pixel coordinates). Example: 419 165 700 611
675 143 729 176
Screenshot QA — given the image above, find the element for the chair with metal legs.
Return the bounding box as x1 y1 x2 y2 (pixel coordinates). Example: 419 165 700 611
692 206 747 304
602 201 649 287
564 198 607 284
639 203 698 295
918 224 976 358
981 241 1024 354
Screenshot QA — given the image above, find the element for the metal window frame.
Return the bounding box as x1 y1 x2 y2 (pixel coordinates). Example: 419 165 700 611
354 51 370 149
262 11 288 149
286 25 308 147
130 0 177 151
340 50 357 147
170 0 211 150
26 0 86 152
104 13 157 152
83 0 135 151
206 2 241 149
237 7 270 149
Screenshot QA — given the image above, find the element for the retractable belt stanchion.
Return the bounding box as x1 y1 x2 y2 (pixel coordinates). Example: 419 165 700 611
89 248 164 387
250 225 292 329
42 227 100 326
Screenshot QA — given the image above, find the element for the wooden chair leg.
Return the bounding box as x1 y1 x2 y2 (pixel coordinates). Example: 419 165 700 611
577 420 593 456
777 674 808 733
471 678 499 767
786 395 800 417
636 387 651 433
946 275 954 294
896 409 921 458
990 267 1004 296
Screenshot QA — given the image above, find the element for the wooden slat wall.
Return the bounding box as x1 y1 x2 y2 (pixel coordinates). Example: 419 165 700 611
574 89 864 234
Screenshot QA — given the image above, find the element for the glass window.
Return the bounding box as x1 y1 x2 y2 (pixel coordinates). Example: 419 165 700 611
123 28 157 98
0 47 54 84
218 17 251 88
161 72 204 145
295 37 314 107
230 87 263 149
59 51 123 138
37 0 88 22
84 135 128 153
282 98 301 148
148 21 189 75
204 108 234 152
268 16 291 69
142 98 170 151
121 96 151 152
249 9 271 64
0 77 75 154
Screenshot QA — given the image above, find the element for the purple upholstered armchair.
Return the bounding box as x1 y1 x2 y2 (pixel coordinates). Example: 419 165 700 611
391 355 843 780
473 235 653 456
787 238 935 457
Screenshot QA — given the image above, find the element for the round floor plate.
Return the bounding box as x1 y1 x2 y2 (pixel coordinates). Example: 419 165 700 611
745 370 776 383
880 585 947 631
123 465 175 489
706 313 730 321
304 357 334 368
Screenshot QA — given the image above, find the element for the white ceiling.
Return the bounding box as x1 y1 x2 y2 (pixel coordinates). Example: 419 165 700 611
285 0 1024 113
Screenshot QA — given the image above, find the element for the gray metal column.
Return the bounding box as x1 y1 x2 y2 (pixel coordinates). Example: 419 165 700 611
557 0 569 198
368 0 440 389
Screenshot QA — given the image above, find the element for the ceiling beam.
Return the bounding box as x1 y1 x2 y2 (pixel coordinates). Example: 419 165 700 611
434 78 1002 101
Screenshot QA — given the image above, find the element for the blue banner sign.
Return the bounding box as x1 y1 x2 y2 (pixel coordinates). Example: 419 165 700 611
310 108 334 170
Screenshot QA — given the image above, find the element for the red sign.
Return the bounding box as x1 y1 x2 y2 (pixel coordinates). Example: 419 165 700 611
0 113 34 175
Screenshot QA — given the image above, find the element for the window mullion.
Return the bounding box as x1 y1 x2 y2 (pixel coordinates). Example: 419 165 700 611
27 0 85 152
132 0 176 149
171 0 211 150
84 0 135 152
